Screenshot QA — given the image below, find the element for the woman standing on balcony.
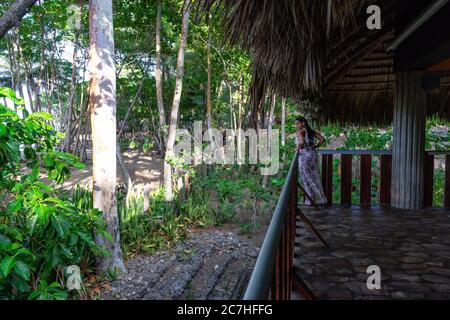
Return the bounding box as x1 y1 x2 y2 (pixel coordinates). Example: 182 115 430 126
295 116 327 206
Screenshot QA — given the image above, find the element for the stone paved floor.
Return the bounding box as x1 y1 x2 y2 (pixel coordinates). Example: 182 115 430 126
294 205 450 300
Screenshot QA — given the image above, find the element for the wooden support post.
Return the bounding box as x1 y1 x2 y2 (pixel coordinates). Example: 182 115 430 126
391 71 426 209
360 155 372 206
424 154 435 207
271 254 280 300
321 154 333 205
379 155 392 205
297 208 330 249
445 155 450 208
291 267 317 300
340 154 352 206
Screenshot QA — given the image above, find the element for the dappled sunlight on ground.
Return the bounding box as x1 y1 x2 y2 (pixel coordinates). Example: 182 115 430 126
42 149 164 193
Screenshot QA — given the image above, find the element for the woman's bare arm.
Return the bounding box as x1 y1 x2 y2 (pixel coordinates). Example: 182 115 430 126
314 131 325 149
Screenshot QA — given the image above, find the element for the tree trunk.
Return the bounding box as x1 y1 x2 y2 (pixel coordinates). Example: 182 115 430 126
88 0 125 274
116 143 132 190
267 94 276 150
206 21 212 132
262 94 276 186
155 0 166 153
0 0 39 39
63 25 80 153
281 97 286 163
205 21 217 157
237 75 244 161
164 1 190 201
6 36 16 92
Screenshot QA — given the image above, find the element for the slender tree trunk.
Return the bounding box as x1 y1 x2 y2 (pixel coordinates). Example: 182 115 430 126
205 21 217 158
117 77 145 140
164 1 190 201
63 23 80 152
262 94 276 186
155 0 166 153
237 76 244 161
88 0 125 274
13 32 25 114
35 2 44 112
206 21 212 132
22 58 35 112
267 94 276 151
6 36 16 92
116 143 132 190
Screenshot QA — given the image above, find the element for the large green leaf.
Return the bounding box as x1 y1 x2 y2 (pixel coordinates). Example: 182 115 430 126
0 233 11 248
27 215 38 234
29 111 53 121
0 87 24 105
7 199 22 214
0 256 16 277
50 214 69 238
14 260 31 281
0 123 6 137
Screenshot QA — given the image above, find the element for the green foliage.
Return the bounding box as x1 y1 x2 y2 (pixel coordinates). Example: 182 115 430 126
115 184 213 257
321 119 449 206
0 88 107 300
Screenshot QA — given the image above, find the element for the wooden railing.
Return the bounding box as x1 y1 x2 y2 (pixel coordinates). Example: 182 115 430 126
244 152 324 300
318 150 450 207
243 152 300 300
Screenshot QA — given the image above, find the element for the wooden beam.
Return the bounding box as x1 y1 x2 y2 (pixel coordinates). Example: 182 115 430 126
388 0 450 51
394 3 450 71
353 65 394 71
336 73 393 80
328 0 403 55
327 31 394 85
332 80 394 87
330 88 394 93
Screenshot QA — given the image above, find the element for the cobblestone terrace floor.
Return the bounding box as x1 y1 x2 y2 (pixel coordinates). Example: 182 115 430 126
295 205 450 300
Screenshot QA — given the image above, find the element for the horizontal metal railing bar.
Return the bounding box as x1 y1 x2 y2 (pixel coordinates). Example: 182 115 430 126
317 150 391 155
243 151 299 300
317 150 449 155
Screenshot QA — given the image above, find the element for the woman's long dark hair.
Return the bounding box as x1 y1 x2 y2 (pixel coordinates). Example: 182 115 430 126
296 116 315 142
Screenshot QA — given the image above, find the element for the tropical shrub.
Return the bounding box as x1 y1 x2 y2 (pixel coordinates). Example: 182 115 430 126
0 88 107 300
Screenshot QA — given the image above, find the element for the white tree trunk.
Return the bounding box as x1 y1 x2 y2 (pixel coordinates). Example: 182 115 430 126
88 0 126 274
164 1 190 201
155 0 166 152
263 94 276 186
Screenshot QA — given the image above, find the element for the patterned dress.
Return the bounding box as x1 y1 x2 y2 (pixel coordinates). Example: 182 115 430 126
296 130 327 205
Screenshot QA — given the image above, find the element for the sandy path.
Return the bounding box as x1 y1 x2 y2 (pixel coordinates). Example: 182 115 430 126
58 149 164 192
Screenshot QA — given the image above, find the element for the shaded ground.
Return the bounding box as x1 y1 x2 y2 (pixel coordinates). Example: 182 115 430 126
101 230 259 300
295 205 450 299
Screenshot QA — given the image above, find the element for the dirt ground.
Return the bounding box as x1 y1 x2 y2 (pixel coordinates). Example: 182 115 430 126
58 149 164 192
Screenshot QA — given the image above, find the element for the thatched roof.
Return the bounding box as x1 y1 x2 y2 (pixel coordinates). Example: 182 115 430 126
195 0 450 124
